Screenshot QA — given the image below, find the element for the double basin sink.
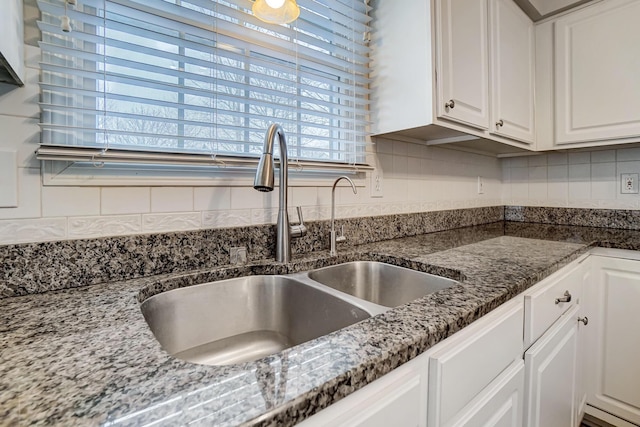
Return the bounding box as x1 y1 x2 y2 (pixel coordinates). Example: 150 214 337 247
141 261 458 366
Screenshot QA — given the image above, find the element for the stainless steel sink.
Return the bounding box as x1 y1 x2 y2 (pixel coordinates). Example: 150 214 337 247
307 261 457 307
140 275 372 366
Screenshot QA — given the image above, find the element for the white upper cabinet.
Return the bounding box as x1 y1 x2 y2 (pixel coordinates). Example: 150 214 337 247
435 0 490 130
489 0 536 144
553 0 640 145
370 0 535 154
0 0 24 86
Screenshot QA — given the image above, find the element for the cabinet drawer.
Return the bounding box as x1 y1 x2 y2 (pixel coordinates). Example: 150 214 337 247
524 257 585 349
428 297 524 427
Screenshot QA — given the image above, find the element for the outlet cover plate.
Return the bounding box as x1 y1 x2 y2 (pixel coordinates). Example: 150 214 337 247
621 173 639 194
477 176 484 194
370 170 383 198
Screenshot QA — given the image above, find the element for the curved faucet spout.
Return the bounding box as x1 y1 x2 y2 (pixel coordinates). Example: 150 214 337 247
254 124 287 192
253 124 306 263
330 176 357 256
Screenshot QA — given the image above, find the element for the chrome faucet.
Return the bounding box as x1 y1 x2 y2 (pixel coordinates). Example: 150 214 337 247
330 176 357 256
254 124 307 263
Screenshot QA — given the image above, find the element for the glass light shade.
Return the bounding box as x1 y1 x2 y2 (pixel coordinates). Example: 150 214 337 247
252 0 300 24
265 0 285 7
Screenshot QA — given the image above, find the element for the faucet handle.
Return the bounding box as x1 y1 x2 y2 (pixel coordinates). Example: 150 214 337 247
290 206 307 238
336 225 347 243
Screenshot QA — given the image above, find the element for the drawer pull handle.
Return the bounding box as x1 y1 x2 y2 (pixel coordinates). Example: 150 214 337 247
445 100 455 109
578 316 589 326
555 290 572 304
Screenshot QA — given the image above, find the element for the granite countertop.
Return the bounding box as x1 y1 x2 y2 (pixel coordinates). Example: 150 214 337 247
3 221 640 426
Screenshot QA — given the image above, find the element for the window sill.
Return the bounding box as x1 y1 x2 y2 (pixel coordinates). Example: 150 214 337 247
42 160 368 187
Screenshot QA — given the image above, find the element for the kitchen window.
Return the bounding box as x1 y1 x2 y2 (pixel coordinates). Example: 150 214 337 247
35 0 372 184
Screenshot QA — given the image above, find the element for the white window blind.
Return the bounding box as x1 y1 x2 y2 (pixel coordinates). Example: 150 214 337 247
36 0 372 169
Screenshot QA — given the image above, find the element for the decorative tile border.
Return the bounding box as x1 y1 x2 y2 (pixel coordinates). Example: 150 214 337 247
142 212 201 233
1 206 503 299
0 218 67 244
68 215 141 238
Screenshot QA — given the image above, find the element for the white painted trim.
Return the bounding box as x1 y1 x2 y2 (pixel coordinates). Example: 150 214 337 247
585 400 638 426
587 248 640 261
42 160 368 188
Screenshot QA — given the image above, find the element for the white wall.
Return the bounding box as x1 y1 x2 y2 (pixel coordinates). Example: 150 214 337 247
8 3 639 248
502 148 640 209
0 42 502 245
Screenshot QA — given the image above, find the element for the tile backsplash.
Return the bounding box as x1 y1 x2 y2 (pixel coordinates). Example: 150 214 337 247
502 148 640 209
0 135 502 245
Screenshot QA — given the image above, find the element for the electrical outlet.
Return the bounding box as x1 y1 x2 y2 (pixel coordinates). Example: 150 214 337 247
477 176 484 195
370 170 383 197
230 247 247 265
621 173 639 194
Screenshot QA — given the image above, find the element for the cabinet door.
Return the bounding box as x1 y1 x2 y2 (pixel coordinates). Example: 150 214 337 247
435 0 490 130
488 0 535 144
428 298 523 427
524 305 579 427
297 353 427 427
575 265 590 427
450 360 525 427
586 256 640 425
554 0 640 144
0 0 24 85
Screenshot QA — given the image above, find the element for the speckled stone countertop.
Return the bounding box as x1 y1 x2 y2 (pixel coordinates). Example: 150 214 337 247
3 221 640 426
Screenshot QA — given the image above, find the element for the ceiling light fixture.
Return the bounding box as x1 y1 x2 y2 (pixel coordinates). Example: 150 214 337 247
252 0 300 24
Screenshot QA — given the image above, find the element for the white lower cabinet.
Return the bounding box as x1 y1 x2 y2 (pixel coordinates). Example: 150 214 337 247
522 256 587 427
575 264 591 425
451 360 524 427
586 251 640 426
301 296 525 427
524 305 580 427
297 352 428 427
428 297 524 427
301 249 640 427
523 256 585 350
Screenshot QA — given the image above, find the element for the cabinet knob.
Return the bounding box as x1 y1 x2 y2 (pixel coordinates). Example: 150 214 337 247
496 119 504 128
578 316 589 326
555 290 572 304
445 100 455 109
